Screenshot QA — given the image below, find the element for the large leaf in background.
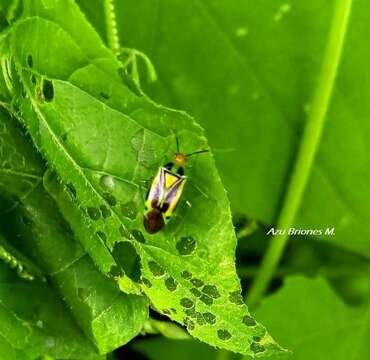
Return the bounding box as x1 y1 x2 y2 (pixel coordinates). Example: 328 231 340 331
0 261 99 359
132 338 238 360
0 108 148 354
2 0 284 355
83 0 370 258
255 276 370 359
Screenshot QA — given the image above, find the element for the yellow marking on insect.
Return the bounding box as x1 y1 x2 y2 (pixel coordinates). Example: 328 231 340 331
165 172 179 189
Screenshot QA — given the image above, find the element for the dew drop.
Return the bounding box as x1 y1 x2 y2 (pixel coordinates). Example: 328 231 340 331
181 270 192 280
120 201 138 220
141 277 152 288
217 329 231 340
180 298 194 308
242 315 256 326
203 312 216 325
176 236 196 255
103 192 117 206
162 309 171 315
190 288 201 297
148 261 165 277
100 175 115 192
235 26 248 37
190 278 204 288
229 291 244 305
87 207 101 220
165 277 178 292
202 285 220 299
274 3 291 22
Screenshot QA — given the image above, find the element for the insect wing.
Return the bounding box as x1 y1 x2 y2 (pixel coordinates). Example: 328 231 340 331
145 168 166 210
163 175 186 218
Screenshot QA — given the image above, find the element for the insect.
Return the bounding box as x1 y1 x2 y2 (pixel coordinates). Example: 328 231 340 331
143 137 208 234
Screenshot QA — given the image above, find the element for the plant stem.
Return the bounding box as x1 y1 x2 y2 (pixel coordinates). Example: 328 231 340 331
104 0 120 54
246 0 353 309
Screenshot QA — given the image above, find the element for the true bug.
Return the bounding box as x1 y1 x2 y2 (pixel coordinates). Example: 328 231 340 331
143 137 208 234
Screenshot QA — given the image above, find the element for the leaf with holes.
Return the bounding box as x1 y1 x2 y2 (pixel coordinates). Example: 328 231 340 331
93 0 370 258
2 0 284 356
0 107 148 354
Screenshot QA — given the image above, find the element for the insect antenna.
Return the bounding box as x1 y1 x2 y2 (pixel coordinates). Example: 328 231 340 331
185 149 209 157
175 134 180 153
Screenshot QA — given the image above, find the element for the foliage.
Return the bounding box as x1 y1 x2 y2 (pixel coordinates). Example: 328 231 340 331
1 0 369 359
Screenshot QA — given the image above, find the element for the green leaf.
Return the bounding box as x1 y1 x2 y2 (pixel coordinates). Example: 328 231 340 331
0 107 148 354
0 260 99 359
103 0 370 257
255 276 370 359
3 0 284 355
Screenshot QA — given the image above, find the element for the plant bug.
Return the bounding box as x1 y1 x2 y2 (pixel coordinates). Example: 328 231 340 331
143 137 208 234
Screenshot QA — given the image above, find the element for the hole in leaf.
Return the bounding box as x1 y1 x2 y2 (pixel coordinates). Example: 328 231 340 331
165 277 178 292
27 54 33 67
229 291 244 305
141 277 152 288
148 261 165 277
132 229 146 243
196 313 206 325
202 285 220 299
121 201 138 220
185 308 196 318
199 294 213 306
87 207 101 220
99 205 111 218
250 342 265 353
190 278 203 288
100 92 109 100
176 236 196 255
181 270 192 280
42 79 54 102
112 241 141 282
180 298 194 308
217 329 231 340
103 192 117 206
242 315 256 327
203 312 216 325
190 288 201 297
